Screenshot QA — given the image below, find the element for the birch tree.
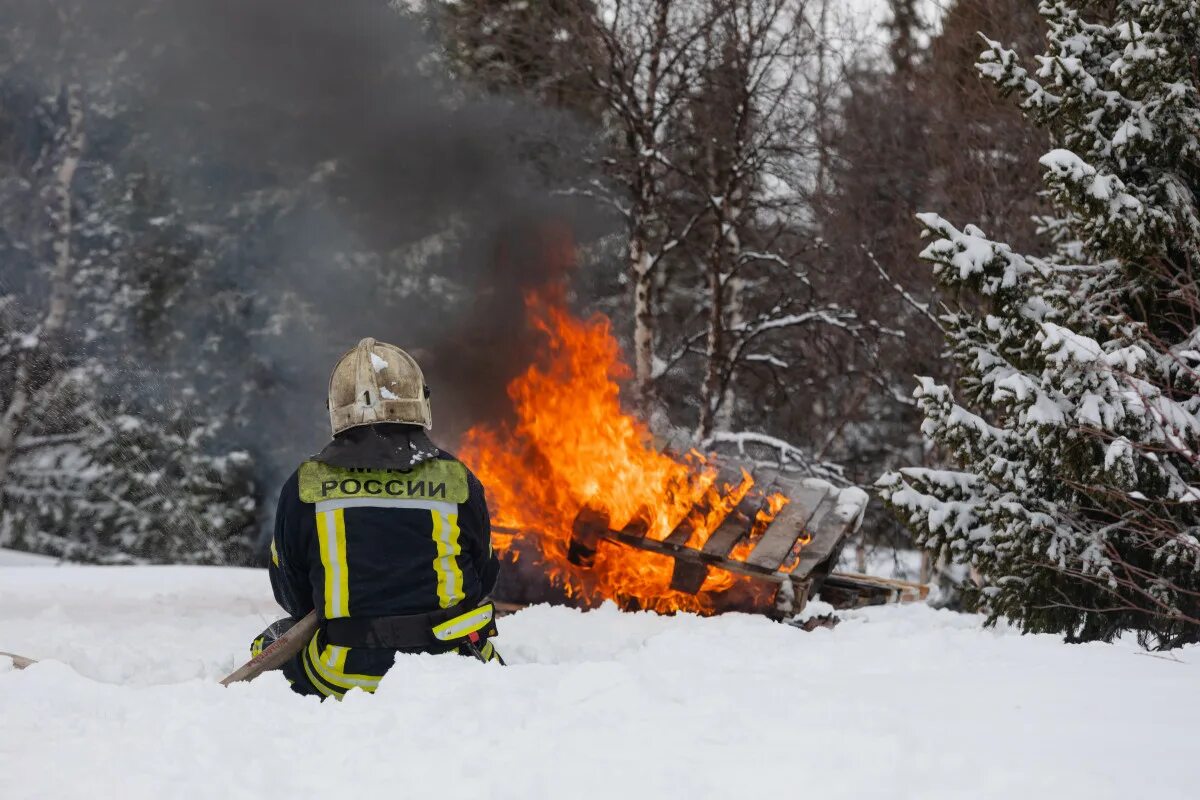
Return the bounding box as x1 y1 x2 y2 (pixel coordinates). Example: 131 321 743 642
0 10 86 496
670 0 863 442
573 0 722 409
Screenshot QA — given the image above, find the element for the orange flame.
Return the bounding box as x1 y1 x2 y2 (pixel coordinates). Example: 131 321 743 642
460 294 779 614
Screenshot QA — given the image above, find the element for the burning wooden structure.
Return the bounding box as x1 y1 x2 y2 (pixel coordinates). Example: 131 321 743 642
461 294 926 618
565 468 923 618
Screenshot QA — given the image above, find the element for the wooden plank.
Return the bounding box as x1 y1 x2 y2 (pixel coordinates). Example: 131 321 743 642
568 505 612 567
663 465 749 593
605 528 786 585
663 465 745 549
669 559 711 594
699 477 772 560
822 572 929 603
697 508 752 560
743 486 829 573
790 490 848 580
618 514 651 539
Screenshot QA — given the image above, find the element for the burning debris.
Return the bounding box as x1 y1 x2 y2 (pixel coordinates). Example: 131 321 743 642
460 293 901 618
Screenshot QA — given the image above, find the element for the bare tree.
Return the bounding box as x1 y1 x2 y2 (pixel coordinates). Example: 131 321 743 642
571 0 722 409
813 0 1048 479
669 0 863 441
441 0 876 477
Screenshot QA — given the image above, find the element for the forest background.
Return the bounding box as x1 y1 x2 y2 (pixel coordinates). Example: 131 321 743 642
0 0 1048 577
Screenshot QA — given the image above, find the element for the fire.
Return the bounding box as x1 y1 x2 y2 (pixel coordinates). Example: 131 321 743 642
459 294 780 614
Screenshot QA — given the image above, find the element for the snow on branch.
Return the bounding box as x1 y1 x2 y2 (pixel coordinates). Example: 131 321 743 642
916 212 1050 296
743 353 789 369
864 247 944 334
730 305 858 338
704 430 848 485
975 35 1060 113
1039 149 1164 246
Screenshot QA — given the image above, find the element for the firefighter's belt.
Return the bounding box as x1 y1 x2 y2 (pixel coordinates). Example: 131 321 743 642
322 601 496 650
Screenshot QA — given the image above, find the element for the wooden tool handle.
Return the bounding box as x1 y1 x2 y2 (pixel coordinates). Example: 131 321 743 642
220 610 319 687
0 651 37 670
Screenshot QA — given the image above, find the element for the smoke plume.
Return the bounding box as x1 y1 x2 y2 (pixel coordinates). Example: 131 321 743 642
7 0 614 513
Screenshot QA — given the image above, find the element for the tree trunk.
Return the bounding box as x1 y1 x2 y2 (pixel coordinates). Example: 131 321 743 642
0 83 85 498
697 235 725 440
697 196 742 440
43 83 86 337
630 228 656 410
714 273 743 432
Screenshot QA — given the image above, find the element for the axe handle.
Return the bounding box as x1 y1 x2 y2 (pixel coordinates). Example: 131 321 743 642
0 651 37 670
5 611 320 685
220 610 319 687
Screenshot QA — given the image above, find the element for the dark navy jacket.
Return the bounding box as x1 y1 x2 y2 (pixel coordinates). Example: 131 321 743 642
267 440 498 697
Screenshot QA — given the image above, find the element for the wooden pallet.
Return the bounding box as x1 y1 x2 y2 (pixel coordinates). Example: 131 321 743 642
567 471 866 616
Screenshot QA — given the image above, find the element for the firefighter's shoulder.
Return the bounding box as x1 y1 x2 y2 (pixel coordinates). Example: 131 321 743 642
277 467 305 505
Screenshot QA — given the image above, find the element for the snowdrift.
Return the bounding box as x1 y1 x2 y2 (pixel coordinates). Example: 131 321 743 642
1 565 1197 799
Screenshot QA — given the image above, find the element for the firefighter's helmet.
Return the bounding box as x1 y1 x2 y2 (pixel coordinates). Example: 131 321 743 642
328 338 432 435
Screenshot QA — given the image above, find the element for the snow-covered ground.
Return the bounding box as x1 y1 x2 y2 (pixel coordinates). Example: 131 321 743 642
2 565 1197 800
0 546 59 566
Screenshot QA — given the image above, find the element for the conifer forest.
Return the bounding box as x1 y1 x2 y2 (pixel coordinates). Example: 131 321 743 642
2 0 1198 651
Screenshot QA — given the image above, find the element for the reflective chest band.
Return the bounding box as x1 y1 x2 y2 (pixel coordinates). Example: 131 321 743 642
432 603 495 643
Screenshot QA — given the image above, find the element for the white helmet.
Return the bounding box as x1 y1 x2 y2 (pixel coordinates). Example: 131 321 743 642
327 338 432 436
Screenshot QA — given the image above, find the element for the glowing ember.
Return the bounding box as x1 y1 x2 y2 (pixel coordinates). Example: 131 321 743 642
459 294 783 614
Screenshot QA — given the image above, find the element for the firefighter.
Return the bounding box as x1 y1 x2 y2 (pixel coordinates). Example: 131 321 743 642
251 338 502 699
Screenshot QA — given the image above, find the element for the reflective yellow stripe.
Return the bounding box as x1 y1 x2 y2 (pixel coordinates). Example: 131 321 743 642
300 645 344 700
304 635 382 692
325 644 348 673
432 603 494 642
316 508 350 618
432 510 464 609
269 539 279 567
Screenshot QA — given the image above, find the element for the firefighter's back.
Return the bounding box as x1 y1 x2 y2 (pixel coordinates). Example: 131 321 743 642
255 338 502 699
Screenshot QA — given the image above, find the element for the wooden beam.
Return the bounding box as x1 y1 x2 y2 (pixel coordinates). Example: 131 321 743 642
568 505 611 567
790 489 853 582
820 573 929 605
668 559 711 594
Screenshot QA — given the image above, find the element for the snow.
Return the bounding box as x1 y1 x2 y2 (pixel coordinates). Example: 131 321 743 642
370 352 388 372
916 212 1037 291
2 565 1199 800
799 479 869 529
0 547 59 566
837 546 926 582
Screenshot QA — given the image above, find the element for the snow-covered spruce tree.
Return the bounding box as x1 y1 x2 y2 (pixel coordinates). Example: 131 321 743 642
878 1 1200 647
74 384 258 564
3 375 258 565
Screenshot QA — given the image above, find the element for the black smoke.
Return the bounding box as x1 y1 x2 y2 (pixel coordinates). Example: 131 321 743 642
3 0 615 533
